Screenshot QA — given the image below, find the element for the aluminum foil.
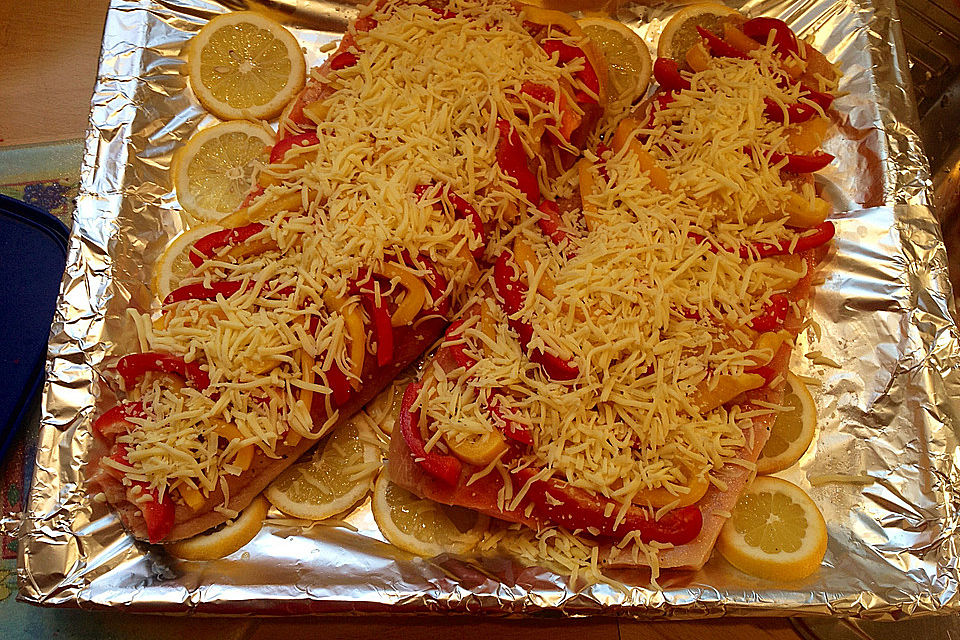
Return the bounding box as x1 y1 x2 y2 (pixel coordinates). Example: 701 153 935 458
17 0 960 618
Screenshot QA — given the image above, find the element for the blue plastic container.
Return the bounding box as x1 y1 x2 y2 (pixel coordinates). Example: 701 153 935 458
0 194 70 459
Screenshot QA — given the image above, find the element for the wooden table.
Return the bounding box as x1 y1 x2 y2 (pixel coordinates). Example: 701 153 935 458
0 2 811 637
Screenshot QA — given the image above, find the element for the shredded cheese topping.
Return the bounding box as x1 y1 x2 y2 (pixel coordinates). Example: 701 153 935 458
112 0 597 509
421 31 834 557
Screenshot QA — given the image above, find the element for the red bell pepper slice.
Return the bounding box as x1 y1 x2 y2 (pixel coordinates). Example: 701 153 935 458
540 39 600 104
653 57 691 92
328 51 359 71
163 280 249 306
690 220 835 258
350 271 395 367
189 223 267 268
768 149 834 173
444 319 478 370
748 293 790 332
427 6 456 19
489 400 532 446
742 17 800 59
495 118 541 204
354 16 378 32
747 364 779 386
92 401 145 442
511 467 703 544
696 26 751 60
110 444 176 543
493 252 579 381
520 81 556 104
324 361 353 407
763 87 834 124
398 382 462 485
117 352 210 391
536 200 568 246
269 133 321 164
414 184 486 258
239 185 265 210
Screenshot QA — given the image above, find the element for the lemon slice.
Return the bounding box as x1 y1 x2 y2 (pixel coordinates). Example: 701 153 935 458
656 3 738 64
187 11 306 121
173 120 274 222
371 472 487 557
578 17 652 103
757 372 817 475
151 224 220 300
167 495 270 560
717 475 828 581
363 375 412 436
264 417 380 520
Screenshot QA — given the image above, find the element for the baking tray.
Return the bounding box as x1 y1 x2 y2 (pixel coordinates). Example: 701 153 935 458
17 0 960 618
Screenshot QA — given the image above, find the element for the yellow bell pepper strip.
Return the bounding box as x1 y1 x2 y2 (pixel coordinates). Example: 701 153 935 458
380 262 427 327
694 372 766 413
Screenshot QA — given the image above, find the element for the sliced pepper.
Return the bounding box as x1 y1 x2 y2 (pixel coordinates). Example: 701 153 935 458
540 39 601 104
493 252 579 381
353 280 394 368
766 149 834 173
748 294 790 332
495 118 541 204
696 26 751 60
110 444 176 544
511 466 703 544
328 51 359 71
444 319 478 370
414 184 486 259
742 17 800 59
690 220 835 258
489 400 532 446
763 88 834 124
190 223 267 268
653 57 691 92
163 280 249 306
536 200 568 246
91 401 145 442
269 133 321 164
116 352 209 391
398 382 462 485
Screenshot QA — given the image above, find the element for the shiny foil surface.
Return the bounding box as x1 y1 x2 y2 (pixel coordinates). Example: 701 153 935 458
17 0 960 618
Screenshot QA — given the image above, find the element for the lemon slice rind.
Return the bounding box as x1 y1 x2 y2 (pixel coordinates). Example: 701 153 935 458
578 17 652 104
167 495 270 561
756 371 817 475
717 475 828 582
264 416 380 521
173 120 274 222
371 472 487 557
656 3 738 64
187 11 306 121
151 223 221 300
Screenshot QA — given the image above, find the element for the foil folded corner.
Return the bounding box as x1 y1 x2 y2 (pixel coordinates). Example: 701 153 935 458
17 0 960 618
